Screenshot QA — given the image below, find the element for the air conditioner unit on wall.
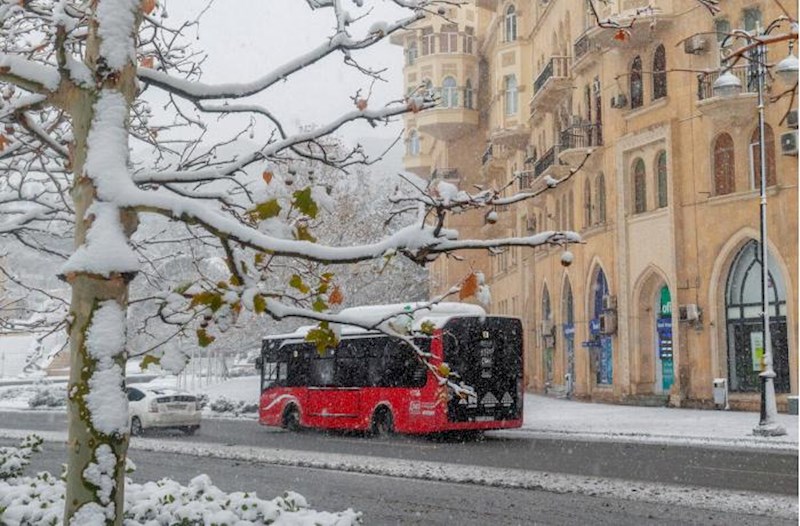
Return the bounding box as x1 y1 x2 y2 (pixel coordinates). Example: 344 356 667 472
602 294 617 311
679 304 701 322
599 311 617 335
786 109 798 129
683 35 707 55
610 93 628 109
780 131 798 156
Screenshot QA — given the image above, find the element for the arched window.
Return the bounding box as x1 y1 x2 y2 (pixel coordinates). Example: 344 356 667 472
750 125 776 188
584 178 593 227
568 190 574 231
713 133 735 195
541 284 554 383
591 268 613 385
633 158 647 213
505 75 518 115
555 199 561 230
504 5 517 42
442 76 458 108
656 150 668 208
630 56 643 109
464 79 474 109
652 44 667 100
596 172 606 223
407 130 420 156
725 240 789 392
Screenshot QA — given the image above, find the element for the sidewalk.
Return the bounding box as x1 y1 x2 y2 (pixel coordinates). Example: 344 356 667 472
520 393 799 452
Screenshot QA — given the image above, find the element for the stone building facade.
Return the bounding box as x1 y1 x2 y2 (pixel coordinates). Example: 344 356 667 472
392 0 798 410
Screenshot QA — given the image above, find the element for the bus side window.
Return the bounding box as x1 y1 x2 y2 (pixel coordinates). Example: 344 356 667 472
287 345 311 386
336 340 368 387
310 348 335 386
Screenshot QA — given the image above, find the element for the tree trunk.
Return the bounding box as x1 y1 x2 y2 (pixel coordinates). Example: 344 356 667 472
62 1 141 522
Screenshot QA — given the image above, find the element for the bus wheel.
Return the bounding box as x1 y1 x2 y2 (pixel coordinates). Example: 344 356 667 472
283 406 301 432
371 407 394 438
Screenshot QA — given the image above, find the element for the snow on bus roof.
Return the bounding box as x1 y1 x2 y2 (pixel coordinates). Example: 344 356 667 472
264 302 487 342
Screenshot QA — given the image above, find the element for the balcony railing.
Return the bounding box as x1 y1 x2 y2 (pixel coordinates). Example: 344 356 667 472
697 65 759 100
574 33 592 63
533 144 561 178
533 56 572 95
481 144 493 166
560 123 603 150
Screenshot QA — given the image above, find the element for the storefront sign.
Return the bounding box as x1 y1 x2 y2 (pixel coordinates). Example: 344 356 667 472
750 331 765 372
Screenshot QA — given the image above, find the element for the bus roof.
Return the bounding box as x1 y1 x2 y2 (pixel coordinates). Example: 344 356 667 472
263 302 488 343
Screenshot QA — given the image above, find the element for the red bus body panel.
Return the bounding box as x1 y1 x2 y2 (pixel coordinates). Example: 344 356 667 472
258 326 524 434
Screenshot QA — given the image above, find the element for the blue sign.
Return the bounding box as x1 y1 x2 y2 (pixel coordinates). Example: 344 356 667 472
563 323 575 336
582 340 601 348
656 318 672 332
589 319 601 335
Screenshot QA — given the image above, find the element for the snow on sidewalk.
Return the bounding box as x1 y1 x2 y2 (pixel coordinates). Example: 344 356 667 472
521 394 798 451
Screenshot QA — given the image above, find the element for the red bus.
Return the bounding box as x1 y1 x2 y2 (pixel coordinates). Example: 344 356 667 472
257 304 523 436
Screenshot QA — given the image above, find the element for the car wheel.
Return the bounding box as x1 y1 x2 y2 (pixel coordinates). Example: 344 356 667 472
130 417 143 437
181 426 198 436
371 408 394 438
283 406 301 432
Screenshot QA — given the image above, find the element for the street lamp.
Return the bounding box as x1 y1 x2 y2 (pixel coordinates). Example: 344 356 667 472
715 22 795 436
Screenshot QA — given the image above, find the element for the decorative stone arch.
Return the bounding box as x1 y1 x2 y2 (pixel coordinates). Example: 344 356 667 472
560 271 576 397
585 258 614 387
708 229 796 395
631 265 672 395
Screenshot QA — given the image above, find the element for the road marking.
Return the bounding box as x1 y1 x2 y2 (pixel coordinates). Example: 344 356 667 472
688 464 798 478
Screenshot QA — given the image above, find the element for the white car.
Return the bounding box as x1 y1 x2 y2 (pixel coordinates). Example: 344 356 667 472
127 386 201 436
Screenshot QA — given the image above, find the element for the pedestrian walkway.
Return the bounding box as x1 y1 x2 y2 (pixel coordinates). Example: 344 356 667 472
519 393 798 451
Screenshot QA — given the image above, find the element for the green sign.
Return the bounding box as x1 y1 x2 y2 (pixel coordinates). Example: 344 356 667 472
659 286 672 316
751 331 765 372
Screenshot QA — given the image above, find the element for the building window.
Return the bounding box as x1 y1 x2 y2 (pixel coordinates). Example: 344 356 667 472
406 41 418 66
567 190 575 230
656 150 668 208
463 26 475 54
464 79 474 109
584 178 593 227
407 130 420 156
713 133 735 195
633 158 646 214
652 45 667 100
750 125 777 188
504 5 517 42
421 27 434 56
630 56 643 109
442 76 458 108
715 18 731 44
505 75 518 115
743 7 761 32
725 240 790 392
440 24 458 53
596 172 606 223
555 199 561 230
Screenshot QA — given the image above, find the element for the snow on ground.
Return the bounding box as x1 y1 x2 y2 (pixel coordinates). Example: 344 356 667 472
0 427 795 521
520 394 799 450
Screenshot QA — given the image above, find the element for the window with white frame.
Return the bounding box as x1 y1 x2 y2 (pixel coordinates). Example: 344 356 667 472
407 130 420 156
504 5 517 42
505 75 518 115
442 76 458 108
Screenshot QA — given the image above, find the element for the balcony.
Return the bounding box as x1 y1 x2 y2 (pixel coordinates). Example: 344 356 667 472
417 105 480 141
403 151 433 178
490 123 530 150
530 56 572 120
696 66 758 123
559 123 603 165
571 0 675 68
533 144 569 180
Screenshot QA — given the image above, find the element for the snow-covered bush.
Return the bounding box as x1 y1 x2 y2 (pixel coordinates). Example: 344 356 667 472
27 385 67 408
208 396 258 416
0 438 361 525
0 435 43 480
